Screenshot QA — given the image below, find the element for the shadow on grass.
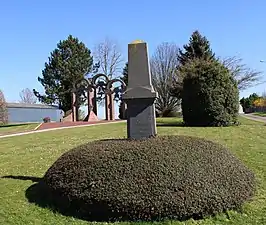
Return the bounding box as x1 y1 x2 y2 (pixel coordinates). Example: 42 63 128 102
25 181 150 222
3 175 96 221
156 121 184 127
26 181 131 222
2 175 42 182
0 123 33 128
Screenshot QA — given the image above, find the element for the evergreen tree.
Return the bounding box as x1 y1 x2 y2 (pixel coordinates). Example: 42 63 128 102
121 62 128 85
172 31 216 97
240 93 260 112
33 35 93 113
118 63 128 119
177 30 215 67
0 90 8 125
180 58 239 127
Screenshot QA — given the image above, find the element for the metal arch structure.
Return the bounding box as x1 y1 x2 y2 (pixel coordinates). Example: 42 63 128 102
69 74 127 122
106 78 126 98
105 78 127 120
70 78 93 122
92 73 109 85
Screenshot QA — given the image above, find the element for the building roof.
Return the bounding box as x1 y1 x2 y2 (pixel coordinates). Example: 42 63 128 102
7 103 60 109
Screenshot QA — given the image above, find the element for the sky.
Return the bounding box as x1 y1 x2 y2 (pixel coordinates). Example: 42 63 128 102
0 0 265 119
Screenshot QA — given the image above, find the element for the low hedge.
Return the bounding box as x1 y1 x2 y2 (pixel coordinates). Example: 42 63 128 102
44 136 255 221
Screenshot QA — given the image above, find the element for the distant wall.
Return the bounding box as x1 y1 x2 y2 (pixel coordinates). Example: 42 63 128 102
244 106 266 113
7 106 63 123
254 106 266 112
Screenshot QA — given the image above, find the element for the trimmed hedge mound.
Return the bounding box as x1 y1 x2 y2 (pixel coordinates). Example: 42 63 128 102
44 136 255 221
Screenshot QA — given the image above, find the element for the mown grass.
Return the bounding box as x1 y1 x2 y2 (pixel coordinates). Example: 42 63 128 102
0 123 39 136
253 112 266 117
0 117 265 225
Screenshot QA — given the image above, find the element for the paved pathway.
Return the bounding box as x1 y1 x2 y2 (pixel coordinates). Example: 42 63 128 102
241 113 266 123
36 120 117 130
0 120 125 139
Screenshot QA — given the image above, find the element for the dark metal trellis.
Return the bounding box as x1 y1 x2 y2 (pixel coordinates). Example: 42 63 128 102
70 74 126 122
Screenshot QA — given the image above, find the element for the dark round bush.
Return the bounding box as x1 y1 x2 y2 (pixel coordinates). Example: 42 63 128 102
43 136 255 221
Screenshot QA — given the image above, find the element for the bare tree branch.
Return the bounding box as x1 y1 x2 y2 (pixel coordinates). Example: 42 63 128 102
219 56 265 90
19 88 37 104
150 42 181 116
93 37 124 79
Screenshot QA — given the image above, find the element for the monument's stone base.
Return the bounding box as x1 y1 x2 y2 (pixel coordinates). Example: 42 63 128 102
126 98 157 139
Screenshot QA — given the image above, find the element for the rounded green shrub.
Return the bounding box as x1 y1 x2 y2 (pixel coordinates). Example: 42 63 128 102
180 58 239 126
44 136 255 221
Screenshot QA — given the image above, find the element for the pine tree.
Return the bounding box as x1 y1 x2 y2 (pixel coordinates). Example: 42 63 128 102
33 35 93 113
172 31 216 98
118 63 128 119
121 62 128 85
240 93 260 112
177 30 215 66
0 90 8 125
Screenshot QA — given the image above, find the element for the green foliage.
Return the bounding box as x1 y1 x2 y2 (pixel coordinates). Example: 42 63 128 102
0 90 8 125
180 58 239 126
43 135 255 222
33 35 93 113
240 93 260 112
172 31 216 98
121 62 128 85
177 30 215 67
118 63 128 119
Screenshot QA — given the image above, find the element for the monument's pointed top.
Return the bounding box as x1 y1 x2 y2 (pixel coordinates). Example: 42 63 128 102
131 40 145 44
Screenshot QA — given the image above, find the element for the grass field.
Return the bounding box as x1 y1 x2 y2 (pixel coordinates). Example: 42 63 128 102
0 117 265 225
253 112 266 117
0 123 39 136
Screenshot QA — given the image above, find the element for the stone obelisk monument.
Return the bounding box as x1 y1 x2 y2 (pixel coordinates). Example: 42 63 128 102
122 40 158 140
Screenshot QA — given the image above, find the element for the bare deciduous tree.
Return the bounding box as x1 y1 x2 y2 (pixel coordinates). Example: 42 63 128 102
93 37 123 79
19 88 37 104
220 56 265 90
150 42 181 116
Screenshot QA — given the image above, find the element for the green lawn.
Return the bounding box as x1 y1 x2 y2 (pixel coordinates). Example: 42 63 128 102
0 117 265 225
0 123 39 136
253 112 266 117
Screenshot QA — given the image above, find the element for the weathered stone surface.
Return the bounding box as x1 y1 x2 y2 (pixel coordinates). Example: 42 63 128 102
122 41 157 139
126 98 157 139
123 41 157 99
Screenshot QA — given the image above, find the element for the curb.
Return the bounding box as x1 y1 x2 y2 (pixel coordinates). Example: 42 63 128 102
34 123 43 130
0 120 126 139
